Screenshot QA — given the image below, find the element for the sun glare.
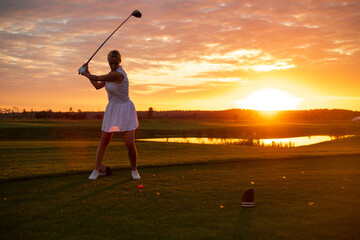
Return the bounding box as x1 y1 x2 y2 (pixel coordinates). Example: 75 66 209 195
235 88 300 111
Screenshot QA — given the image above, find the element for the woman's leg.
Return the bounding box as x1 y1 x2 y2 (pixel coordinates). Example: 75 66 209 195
94 131 113 170
124 130 138 171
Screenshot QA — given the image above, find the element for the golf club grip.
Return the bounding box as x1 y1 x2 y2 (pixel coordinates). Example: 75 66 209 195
86 14 132 65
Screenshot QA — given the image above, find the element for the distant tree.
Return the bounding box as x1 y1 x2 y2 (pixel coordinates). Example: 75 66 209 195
22 109 27 118
148 107 153 118
78 109 87 120
53 111 62 119
35 111 48 119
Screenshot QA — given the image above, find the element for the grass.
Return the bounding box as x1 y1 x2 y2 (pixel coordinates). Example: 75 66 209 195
1 119 359 140
1 136 359 181
0 119 359 239
1 155 359 239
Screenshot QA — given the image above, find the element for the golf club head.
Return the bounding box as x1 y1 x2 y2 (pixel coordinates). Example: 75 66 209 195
78 66 86 75
132 10 142 18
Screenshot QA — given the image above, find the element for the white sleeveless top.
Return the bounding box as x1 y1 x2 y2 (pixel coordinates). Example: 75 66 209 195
105 66 130 103
101 66 139 132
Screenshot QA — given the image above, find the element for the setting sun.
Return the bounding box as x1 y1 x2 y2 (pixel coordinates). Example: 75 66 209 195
235 88 300 111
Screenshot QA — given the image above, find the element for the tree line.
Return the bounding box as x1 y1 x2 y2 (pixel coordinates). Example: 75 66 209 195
1 107 359 121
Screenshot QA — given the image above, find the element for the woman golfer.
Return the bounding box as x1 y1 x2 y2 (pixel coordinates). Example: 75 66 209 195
80 50 140 180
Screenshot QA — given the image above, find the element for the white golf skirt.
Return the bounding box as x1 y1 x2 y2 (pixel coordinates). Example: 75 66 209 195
102 101 139 132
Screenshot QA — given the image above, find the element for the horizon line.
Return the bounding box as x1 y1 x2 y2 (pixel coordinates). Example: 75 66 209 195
2 107 360 113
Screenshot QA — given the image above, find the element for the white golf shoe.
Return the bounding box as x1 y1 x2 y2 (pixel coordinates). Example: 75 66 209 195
132 170 141 180
89 170 99 180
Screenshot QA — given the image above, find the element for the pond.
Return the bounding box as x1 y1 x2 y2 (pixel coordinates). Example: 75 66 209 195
136 135 354 147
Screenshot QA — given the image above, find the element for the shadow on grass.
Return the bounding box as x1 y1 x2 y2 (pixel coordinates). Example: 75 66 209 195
232 208 255 239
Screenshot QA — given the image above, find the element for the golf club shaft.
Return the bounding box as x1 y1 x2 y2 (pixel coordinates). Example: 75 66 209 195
85 14 132 65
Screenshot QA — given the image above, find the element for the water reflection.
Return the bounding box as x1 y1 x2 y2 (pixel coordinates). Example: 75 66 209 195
137 135 354 147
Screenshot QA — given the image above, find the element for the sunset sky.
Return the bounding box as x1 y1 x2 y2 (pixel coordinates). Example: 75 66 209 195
1 0 359 112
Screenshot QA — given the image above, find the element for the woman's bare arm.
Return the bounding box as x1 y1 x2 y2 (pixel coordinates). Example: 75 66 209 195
82 71 124 83
89 80 105 90
80 64 124 90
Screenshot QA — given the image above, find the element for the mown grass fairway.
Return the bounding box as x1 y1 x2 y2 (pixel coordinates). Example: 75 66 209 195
0 119 359 239
1 155 359 239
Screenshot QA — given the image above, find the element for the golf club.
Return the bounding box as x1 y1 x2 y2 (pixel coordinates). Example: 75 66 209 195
78 10 142 74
